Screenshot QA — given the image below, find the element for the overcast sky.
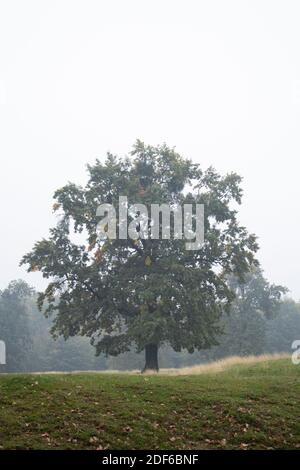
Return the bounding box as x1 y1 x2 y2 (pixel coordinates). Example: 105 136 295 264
0 0 299 298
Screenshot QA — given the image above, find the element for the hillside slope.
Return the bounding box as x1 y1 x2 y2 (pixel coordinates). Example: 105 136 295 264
0 357 299 449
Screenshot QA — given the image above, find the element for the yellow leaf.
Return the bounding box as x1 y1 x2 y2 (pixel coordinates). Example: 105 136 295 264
145 256 152 266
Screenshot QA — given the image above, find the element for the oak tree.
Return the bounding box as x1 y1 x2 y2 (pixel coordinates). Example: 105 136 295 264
21 141 258 371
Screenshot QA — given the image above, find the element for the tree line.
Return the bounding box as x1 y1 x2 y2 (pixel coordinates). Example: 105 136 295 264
1 271 299 373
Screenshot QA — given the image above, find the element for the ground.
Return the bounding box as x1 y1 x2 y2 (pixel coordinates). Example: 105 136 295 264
0 356 299 450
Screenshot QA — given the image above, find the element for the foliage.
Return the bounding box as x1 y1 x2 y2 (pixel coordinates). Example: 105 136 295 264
0 280 107 373
217 269 287 357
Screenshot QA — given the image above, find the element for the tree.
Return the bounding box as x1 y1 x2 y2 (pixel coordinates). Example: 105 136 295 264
215 269 287 357
0 280 34 372
266 299 300 353
21 141 259 372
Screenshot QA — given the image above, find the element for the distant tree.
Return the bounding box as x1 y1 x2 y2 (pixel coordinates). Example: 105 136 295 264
217 269 287 356
0 280 33 372
21 141 259 372
106 349 144 372
266 299 300 353
0 280 108 373
24 294 108 372
39 335 107 372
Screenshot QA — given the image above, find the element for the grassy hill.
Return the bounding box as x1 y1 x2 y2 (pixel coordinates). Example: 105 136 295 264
0 356 299 450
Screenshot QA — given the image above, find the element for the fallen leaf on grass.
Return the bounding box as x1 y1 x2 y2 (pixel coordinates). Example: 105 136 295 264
240 443 249 449
123 426 133 433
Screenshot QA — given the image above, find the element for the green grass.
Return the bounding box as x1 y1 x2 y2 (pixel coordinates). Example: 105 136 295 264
0 358 299 449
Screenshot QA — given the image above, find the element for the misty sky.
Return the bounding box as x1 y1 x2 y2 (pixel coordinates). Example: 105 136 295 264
0 0 299 298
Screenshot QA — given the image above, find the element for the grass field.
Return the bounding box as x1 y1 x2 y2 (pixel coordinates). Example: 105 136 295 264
0 356 299 450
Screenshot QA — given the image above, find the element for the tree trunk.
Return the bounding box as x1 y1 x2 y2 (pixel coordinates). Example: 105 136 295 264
142 343 159 373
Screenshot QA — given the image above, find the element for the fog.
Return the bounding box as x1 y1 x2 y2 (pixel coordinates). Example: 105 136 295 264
0 0 299 297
